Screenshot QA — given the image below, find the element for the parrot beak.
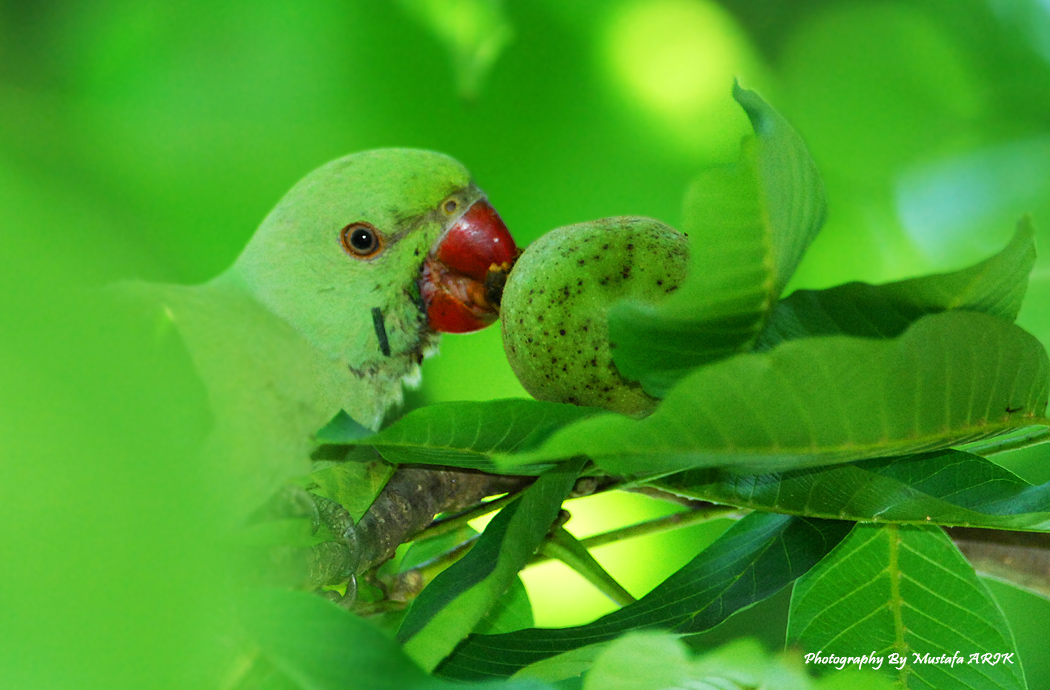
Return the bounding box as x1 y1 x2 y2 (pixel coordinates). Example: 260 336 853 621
420 198 519 333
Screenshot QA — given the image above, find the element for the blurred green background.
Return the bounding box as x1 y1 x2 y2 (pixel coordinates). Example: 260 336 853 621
3 1 1050 688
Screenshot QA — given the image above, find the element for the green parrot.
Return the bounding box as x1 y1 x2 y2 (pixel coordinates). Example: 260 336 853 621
127 149 517 517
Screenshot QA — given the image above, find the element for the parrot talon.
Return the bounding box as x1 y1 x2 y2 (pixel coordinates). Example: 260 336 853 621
341 519 362 575
310 541 356 586
307 495 362 606
318 576 357 609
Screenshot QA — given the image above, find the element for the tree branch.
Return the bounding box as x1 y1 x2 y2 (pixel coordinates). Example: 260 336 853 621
351 466 532 574
947 527 1050 600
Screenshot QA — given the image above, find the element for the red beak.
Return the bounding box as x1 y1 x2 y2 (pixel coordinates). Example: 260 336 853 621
419 199 519 334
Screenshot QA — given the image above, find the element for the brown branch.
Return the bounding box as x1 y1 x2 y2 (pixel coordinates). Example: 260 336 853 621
352 466 532 574
314 460 1050 612
947 527 1050 599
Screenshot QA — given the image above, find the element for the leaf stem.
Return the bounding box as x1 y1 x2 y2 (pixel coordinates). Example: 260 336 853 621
528 504 743 567
965 426 1050 456
580 505 745 550
539 527 637 607
626 485 730 510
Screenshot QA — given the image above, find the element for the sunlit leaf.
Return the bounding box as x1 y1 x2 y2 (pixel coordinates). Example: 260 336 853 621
499 312 1050 476
580 632 695 690
788 523 1026 690
608 83 826 396
400 524 480 573
473 577 534 636
758 217 1036 349
512 644 606 685
437 513 851 680
653 449 1050 531
398 460 583 672
541 527 636 607
397 0 513 99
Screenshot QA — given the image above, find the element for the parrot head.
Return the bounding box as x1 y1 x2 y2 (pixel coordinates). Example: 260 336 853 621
228 149 517 370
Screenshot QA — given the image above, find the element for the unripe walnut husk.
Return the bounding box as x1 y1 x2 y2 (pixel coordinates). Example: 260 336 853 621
500 216 688 415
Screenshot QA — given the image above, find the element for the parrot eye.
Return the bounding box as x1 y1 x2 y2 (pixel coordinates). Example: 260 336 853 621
341 222 382 258
443 198 459 215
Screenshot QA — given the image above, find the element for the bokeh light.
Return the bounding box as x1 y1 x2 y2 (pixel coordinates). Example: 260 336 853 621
602 0 757 158
517 491 732 627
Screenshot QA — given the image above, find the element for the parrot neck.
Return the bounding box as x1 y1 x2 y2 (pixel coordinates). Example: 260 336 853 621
210 269 438 429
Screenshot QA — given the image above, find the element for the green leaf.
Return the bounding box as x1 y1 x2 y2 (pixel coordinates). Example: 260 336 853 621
788 523 1027 690
400 524 480 573
758 217 1036 349
350 399 601 473
398 460 584 671
513 644 607 685
652 449 1050 531
499 312 1050 476
244 589 552 689
580 632 693 690
540 527 636 607
608 83 827 396
315 410 375 443
308 448 393 522
816 670 899 690
243 588 457 690
582 634 895 690
473 576 534 635
397 0 513 99
518 634 895 690
436 513 852 680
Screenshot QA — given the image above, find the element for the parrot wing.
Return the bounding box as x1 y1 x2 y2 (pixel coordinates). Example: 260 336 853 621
120 278 401 517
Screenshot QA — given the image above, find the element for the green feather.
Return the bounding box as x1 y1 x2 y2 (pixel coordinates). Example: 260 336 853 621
121 149 481 512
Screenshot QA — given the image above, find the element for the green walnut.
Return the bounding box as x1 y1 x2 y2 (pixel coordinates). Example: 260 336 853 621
500 216 688 415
